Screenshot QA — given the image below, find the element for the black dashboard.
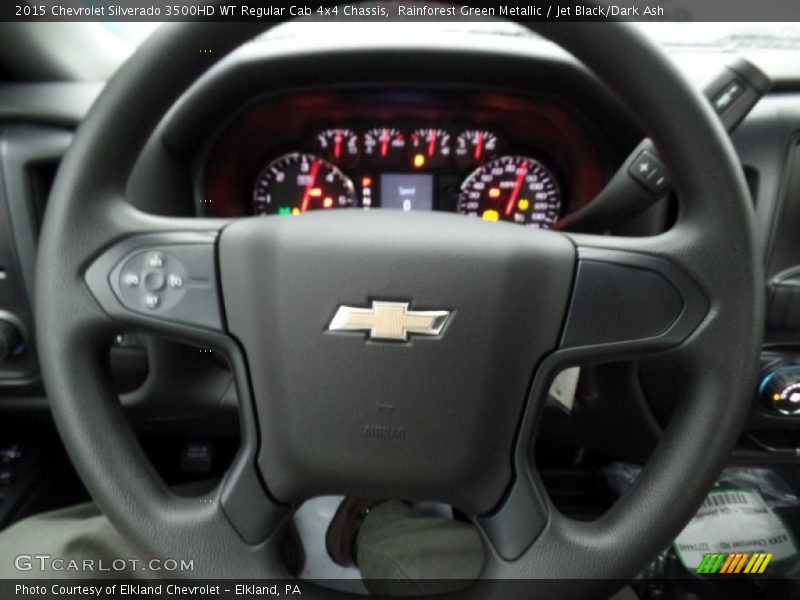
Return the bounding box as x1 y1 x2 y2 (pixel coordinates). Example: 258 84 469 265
1 33 800 468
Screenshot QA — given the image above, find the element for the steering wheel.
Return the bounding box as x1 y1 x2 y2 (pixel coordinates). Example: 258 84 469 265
35 19 763 598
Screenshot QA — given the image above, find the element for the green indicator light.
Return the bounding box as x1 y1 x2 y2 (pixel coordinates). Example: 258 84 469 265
278 207 291 215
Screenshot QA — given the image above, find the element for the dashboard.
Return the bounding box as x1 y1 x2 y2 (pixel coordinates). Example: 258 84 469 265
2 30 798 464
199 90 607 229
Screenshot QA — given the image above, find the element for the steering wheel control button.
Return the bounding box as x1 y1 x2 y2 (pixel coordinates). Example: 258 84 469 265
114 249 189 314
147 252 164 268
168 274 184 289
760 366 800 415
87 235 223 332
143 270 166 291
629 150 670 195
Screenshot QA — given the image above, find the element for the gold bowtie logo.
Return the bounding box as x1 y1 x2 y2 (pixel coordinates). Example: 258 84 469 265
328 301 450 341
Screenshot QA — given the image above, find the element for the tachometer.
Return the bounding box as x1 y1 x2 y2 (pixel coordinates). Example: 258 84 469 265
252 153 356 215
457 155 562 229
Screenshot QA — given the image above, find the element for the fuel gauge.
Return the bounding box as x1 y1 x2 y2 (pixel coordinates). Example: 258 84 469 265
315 128 360 167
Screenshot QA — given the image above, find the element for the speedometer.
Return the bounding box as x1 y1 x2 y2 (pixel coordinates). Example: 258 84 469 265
253 153 356 216
457 155 562 229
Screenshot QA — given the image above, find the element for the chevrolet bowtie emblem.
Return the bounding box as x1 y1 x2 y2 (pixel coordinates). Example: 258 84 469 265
328 301 450 341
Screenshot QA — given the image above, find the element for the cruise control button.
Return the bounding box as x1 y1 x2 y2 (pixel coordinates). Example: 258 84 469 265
629 150 670 195
143 270 166 291
144 294 160 309
122 273 140 287
168 274 184 289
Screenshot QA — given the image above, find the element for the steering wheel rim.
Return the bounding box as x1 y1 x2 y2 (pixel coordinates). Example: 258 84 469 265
35 19 763 597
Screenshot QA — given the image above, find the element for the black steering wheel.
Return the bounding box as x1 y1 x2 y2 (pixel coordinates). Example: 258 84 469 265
35 19 763 598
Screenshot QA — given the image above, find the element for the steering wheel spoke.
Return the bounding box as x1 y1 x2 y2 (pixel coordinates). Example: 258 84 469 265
84 228 224 342
476 229 713 578
560 237 710 364
82 216 294 547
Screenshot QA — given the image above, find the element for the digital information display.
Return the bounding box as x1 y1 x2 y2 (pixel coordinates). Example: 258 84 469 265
380 174 434 211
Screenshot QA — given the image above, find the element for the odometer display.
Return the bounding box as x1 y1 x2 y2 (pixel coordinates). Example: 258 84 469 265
253 153 356 215
457 155 562 229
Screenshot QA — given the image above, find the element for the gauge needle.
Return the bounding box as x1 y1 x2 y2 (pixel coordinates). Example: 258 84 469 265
474 133 483 161
380 130 389 158
427 131 436 157
334 134 342 159
505 166 528 216
300 159 321 213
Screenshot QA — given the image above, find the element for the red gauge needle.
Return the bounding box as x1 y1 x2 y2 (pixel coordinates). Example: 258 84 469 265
380 130 389 158
300 159 321 213
474 132 484 161
427 131 436 157
504 165 528 217
334 133 342 159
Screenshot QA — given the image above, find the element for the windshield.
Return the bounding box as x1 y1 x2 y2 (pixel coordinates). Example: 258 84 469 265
109 21 800 50
636 23 800 50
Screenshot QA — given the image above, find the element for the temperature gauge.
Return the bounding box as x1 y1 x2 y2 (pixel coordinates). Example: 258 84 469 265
455 130 498 167
315 128 360 166
364 128 405 165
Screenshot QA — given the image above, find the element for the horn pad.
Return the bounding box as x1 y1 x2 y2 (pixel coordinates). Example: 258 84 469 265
219 211 575 514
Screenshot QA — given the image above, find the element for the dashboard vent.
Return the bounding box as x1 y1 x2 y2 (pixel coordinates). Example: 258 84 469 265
0 126 71 382
0 126 71 300
26 161 59 235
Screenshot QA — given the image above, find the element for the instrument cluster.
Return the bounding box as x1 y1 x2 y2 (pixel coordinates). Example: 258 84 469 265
199 90 607 229
252 126 563 229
